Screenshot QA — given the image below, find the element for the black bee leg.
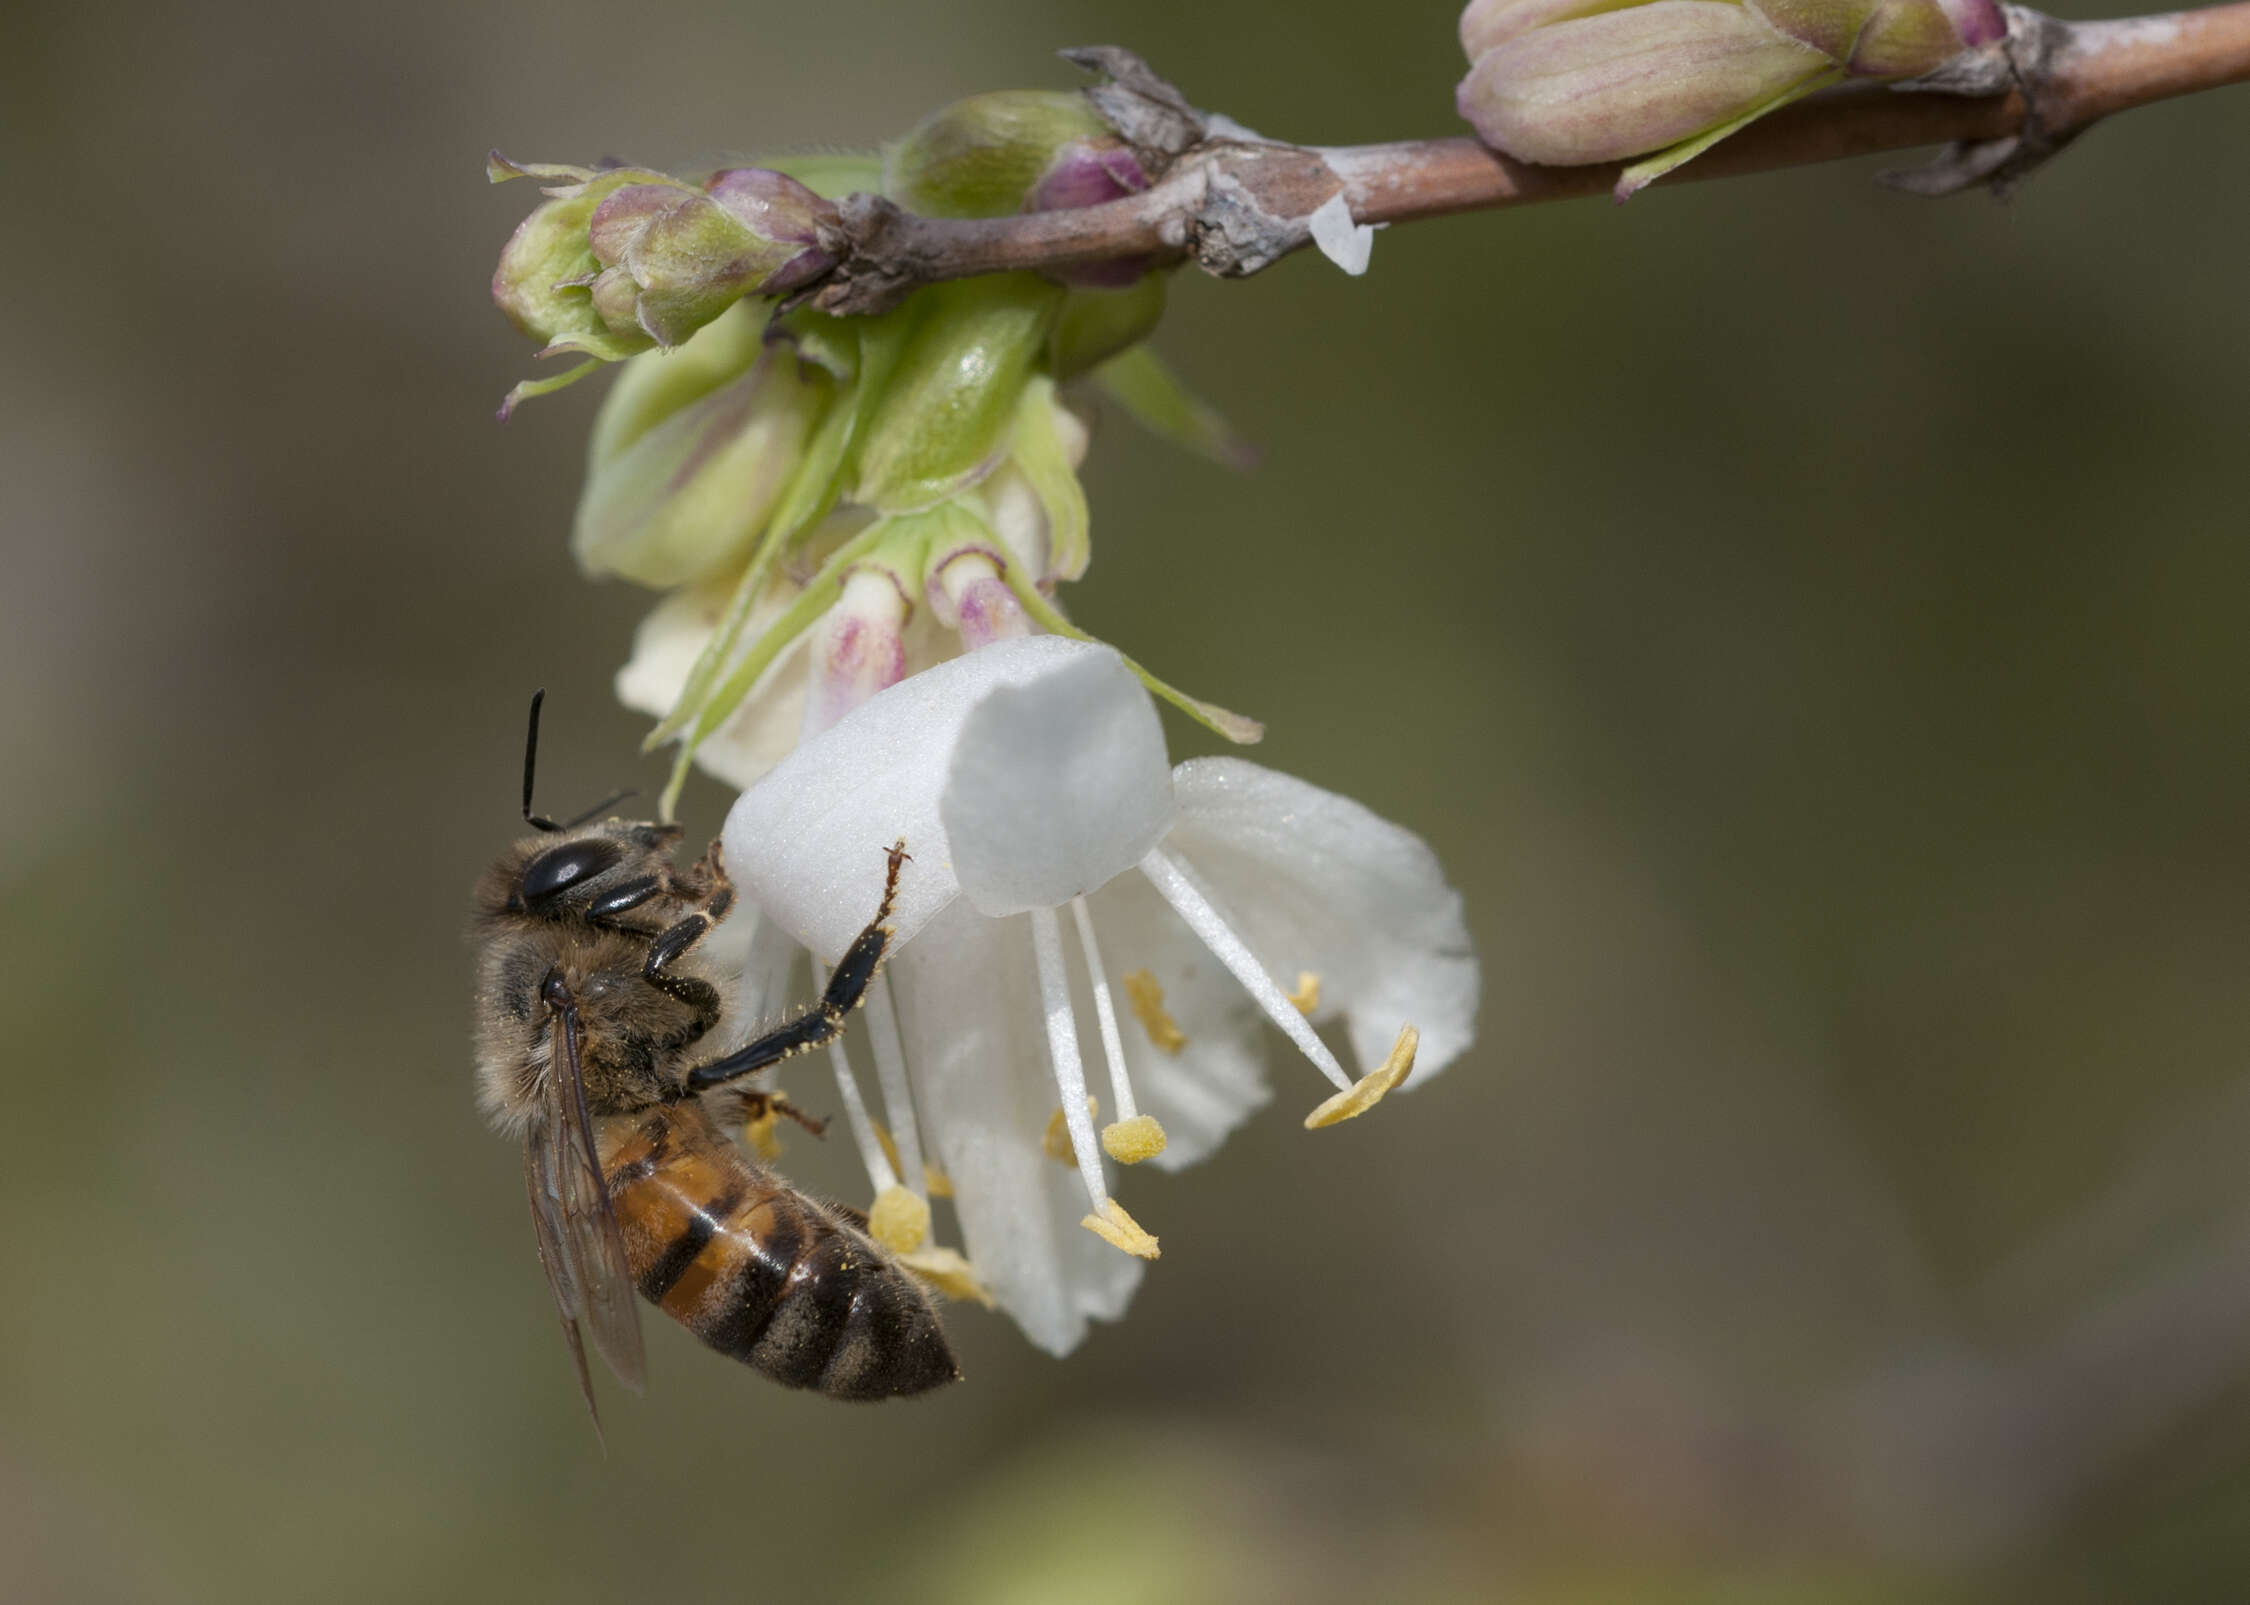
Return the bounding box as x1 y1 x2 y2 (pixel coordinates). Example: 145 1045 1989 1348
586 875 664 923
680 841 909 1096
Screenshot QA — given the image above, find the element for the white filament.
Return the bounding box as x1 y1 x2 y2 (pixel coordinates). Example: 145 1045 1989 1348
863 972 927 1195
1069 895 1137 1122
1136 846 1354 1092
1029 904 1108 1211
810 959 897 1192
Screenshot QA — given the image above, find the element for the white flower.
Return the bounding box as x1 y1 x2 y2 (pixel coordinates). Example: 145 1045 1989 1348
721 637 1479 1354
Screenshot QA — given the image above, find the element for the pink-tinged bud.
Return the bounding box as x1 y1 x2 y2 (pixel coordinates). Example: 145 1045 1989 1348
1457 0 2004 184
886 89 1154 288
803 567 912 736
927 549 1032 649
1460 2 1828 168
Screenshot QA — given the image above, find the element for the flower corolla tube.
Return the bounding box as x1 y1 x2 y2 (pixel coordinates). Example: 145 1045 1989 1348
720 637 1480 1354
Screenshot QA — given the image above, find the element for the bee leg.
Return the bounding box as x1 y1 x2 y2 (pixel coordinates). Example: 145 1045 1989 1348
586 875 664 923
643 910 724 1025
679 841 908 1096
738 1089 828 1138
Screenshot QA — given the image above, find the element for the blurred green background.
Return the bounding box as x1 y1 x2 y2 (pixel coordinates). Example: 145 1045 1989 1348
6 1 2249 1600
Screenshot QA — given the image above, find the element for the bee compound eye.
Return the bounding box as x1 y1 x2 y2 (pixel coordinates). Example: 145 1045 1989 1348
521 840 621 905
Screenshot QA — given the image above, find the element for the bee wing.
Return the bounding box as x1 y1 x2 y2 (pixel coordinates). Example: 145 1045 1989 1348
524 1002 648 1420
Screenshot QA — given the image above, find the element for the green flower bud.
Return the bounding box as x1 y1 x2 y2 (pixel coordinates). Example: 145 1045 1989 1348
573 302 831 587
852 273 1065 513
1456 0 2005 195
489 155 838 378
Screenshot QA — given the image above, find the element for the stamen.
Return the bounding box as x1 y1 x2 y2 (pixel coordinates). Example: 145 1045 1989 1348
1068 897 1138 1119
1305 1025 1420 1129
1028 905 1110 1214
867 1185 931 1254
899 1245 995 1306
810 959 897 1194
1081 1199 1160 1260
1288 972 1322 1015
1101 1116 1167 1164
1137 847 1355 1093
863 974 927 1195
1122 970 1187 1055
1043 1098 1098 1166
1071 896 1170 1164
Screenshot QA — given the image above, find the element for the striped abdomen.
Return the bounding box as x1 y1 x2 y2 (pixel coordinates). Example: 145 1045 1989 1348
597 1104 959 1400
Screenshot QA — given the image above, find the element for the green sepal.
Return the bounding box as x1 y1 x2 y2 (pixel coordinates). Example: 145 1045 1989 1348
992 560 1265 745
1614 66 1843 199
1006 375 1090 580
1088 346 1256 471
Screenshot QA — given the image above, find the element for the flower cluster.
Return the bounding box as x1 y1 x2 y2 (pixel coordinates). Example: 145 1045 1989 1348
490 84 1480 1354
1456 0 2006 196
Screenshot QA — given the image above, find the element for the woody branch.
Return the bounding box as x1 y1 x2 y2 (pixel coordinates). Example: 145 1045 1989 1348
808 3 2250 316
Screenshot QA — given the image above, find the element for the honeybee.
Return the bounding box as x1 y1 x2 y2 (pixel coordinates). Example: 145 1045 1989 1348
470 692 958 1424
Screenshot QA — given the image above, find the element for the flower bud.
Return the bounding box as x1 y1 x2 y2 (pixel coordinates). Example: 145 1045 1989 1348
1457 0 2005 194
887 90 1154 289
490 155 838 361
572 303 830 587
851 274 1065 514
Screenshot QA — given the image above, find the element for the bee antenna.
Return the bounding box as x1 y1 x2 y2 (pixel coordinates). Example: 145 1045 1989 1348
522 690 561 832
561 788 637 829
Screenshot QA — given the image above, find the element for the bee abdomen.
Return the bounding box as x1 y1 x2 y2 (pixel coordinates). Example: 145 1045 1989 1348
604 1112 959 1401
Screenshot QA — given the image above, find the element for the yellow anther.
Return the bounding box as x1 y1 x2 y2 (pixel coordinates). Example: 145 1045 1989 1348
875 1122 904 1178
924 1162 954 1198
1304 1025 1420 1129
742 1106 783 1162
1286 971 1322 1015
1122 969 1188 1055
900 1245 995 1307
1042 1097 1098 1166
867 1184 931 1254
1101 1114 1168 1164
1081 1198 1160 1260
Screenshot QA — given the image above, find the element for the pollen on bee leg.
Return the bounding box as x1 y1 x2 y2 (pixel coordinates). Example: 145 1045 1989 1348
1081 1198 1160 1260
1304 1025 1419 1130
868 1184 931 1254
742 1106 784 1162
1287 972 1321 1015
1043 1097 1098 1166
1101 1115 1167 1164
1122 969 1187 1055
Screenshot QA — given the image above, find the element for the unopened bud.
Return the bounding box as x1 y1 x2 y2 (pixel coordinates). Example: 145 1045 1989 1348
888 89 1153 289
572 304 829 587
491 155 838 362
1457 0 2005 194
852 274 1064 514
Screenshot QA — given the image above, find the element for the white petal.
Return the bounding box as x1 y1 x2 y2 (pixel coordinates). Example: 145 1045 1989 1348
886 896 1144 1354
723 635 1129 963
1080 872 1274 1170
941 646 1176 917
614 582 809 791
1165 757 1479 1086
1308 192 1375 277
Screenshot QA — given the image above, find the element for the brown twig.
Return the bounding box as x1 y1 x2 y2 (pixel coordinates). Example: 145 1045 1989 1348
809 3 2250 314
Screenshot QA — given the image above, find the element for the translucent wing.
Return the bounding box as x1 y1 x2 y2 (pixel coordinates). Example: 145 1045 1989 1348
524 998 647 1427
